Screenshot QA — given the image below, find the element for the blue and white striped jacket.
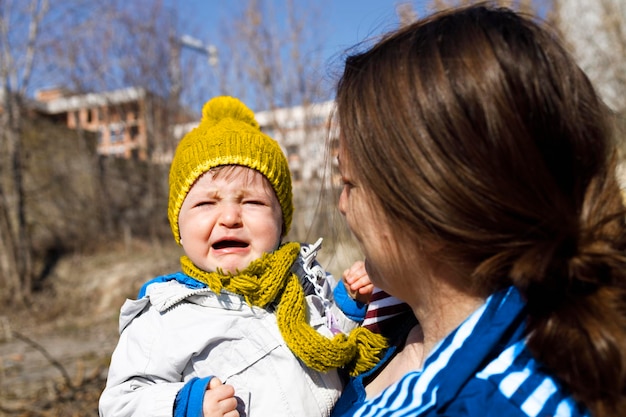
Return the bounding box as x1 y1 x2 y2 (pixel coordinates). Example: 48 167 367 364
335 286 590 417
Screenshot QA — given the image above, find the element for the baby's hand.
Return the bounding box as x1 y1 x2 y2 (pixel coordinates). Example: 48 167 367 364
202 377 239 417
342 260 374 304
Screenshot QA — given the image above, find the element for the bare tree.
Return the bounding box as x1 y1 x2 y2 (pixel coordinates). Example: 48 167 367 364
424 0 548 14
552 0 626 186
397 2 418 26
217 0 330 111
554 0 626 112
0 0 49 304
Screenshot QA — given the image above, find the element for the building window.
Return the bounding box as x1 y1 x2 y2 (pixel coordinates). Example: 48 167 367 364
286 144 298 156
110 126 124 143
125 103 139 121
129 125 139 140
309 116 326 126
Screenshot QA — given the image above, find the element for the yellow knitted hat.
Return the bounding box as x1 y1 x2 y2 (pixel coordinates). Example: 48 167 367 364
168 96 293 244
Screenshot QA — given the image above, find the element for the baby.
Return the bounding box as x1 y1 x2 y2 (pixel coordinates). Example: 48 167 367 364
99 96 386 417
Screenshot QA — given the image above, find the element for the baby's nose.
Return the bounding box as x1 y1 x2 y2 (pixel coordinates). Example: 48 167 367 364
219 203 243 227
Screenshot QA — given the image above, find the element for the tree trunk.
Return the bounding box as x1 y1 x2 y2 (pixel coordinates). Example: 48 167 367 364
0 182 22 304
0 96 32 305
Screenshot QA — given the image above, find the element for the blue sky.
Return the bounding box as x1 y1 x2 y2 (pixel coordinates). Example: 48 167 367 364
316 1 427 60
177 1 429 67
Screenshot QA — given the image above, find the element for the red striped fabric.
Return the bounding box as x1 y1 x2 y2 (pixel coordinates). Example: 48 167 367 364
362 288 412 334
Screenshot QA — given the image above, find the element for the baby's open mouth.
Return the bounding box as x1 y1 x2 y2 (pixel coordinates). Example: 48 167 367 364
212 240 249 250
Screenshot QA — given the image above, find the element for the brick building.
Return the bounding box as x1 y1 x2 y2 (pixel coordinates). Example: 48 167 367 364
33 86 180 162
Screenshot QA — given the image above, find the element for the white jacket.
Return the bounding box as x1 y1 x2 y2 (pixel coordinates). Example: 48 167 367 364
99 242 361 417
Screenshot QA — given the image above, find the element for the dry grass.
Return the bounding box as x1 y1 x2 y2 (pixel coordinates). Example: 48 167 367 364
0 238 182 417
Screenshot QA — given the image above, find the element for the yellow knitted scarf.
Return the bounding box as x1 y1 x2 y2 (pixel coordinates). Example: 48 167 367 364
180 242 387 376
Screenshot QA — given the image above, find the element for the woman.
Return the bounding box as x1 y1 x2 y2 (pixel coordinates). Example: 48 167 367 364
332 4 626 417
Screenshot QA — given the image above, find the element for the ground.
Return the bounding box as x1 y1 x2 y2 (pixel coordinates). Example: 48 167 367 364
0 239 182 417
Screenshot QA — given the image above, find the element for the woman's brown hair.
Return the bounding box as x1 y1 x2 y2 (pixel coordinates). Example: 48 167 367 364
336 4 626 415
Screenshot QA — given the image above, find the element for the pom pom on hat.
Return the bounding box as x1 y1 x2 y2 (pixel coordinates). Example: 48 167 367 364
168 96 293 244
201 96 259 130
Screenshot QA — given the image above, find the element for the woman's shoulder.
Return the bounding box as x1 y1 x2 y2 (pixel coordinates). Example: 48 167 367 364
467 341 590 416
409 341 588 416
368 359 589 417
